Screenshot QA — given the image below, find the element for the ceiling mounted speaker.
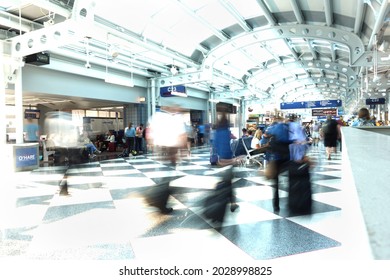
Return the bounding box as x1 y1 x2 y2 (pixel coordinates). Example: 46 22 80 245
25 52 50 66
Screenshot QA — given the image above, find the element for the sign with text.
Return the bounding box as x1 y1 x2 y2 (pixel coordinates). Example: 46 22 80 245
216 102 236 113
160 85 187 97
365 98 385 105
15 146 38 169
312 108 337 116
281 99 342 110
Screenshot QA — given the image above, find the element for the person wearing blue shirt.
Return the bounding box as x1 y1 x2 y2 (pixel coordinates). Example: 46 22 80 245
125 122 136 154
351 107 375 127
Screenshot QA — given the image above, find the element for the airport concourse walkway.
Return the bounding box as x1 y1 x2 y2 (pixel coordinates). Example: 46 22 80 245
0 144 373 261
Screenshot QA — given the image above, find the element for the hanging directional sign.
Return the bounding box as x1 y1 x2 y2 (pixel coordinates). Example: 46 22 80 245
306 99 342 108
280 101 306 109
280 99 342 110
312 108 337 116
365 98 385 105
160 85 187 97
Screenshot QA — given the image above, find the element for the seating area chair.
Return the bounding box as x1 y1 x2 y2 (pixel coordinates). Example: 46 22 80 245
40 135 55 162
241 137 264 168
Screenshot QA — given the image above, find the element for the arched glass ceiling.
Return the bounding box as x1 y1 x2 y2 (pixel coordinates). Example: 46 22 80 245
2 0 390 112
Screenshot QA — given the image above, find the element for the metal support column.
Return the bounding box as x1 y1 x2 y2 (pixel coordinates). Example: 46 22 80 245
14 64 23 144
0 45 6 145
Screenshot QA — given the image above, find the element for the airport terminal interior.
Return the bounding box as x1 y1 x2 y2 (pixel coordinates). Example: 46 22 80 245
1 0 390 262
0 144 373 260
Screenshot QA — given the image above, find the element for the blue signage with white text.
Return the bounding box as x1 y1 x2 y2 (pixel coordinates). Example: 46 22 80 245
280 99 342 110
366 98 385 105
15 147 38 168
160 85 186 97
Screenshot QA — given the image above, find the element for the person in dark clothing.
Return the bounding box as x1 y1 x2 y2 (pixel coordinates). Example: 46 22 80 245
135 123 144 153
321 115 340 160
264 117 292 212
213 114 240 212
125 122 136 155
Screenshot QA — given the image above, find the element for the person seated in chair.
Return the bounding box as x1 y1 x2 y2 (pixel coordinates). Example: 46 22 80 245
80 131 101 158
250 128 266 156
106 130 116 152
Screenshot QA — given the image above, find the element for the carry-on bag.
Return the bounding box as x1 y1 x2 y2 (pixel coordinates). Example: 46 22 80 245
288 161 312 212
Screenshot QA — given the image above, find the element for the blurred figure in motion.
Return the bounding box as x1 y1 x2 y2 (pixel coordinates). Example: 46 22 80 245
264 116 292 212
149 110 187 165
321 115 340 160
145 109 187 214
44 112 83 195
213 113 244 167
210 113 240 213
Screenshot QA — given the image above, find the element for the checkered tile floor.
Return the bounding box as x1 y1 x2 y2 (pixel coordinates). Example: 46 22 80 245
0 144 373 260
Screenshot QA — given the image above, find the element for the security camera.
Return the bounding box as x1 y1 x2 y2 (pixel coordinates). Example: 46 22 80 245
85 62 91 69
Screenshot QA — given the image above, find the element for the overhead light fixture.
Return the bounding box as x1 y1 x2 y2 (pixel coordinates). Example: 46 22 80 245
105 75 134 87
170 91 187 97
381 55 390 61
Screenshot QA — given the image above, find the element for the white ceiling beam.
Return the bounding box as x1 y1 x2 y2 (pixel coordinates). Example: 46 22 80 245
0 10 34 33
323 0 333 27
171 0 229 41
289 0 304 24
354 0 366 35
255 0 277 25
218 0 252 32
367 0 390 50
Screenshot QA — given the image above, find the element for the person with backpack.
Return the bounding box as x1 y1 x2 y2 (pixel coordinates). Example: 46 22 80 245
264 116 293 212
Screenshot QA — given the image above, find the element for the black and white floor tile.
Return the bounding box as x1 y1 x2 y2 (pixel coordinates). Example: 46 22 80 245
0 144 373 260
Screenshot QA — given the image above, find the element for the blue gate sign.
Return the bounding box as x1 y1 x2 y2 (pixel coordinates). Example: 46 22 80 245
280 99 342 109
160 85 187 97
306 99 342 108
280 101 306 109
366 98 385 105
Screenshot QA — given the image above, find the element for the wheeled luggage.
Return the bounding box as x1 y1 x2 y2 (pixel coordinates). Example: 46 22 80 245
144 181 171 211
288 161 312 213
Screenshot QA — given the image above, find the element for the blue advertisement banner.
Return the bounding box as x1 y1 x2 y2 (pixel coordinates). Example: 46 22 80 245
15 146 38 168
280 99 342 109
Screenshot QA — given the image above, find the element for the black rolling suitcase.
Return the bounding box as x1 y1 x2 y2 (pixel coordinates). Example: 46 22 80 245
144 181 171 212
203 181 231 223
288 161 312 213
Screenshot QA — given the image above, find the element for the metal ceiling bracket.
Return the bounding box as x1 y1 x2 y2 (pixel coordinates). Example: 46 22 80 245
271 76 352 96
203 24 365 69
10 20 90 58
10 0 96 58
248 60 358 88
155 69 213 87
351 51 390 66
